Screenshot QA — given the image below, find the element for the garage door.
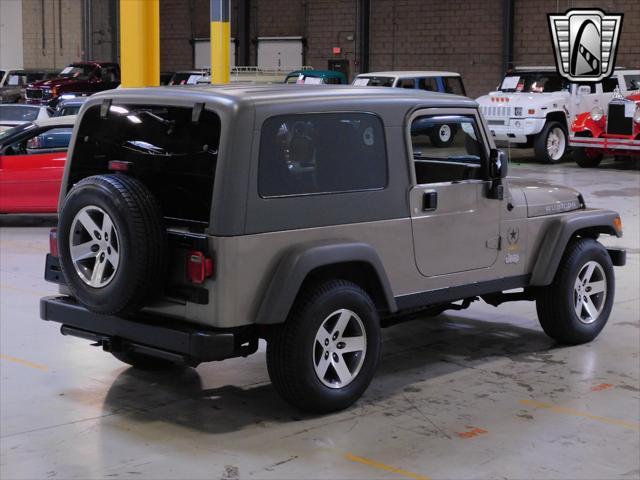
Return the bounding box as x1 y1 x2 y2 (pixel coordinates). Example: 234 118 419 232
257 37 303 70
193 38 236 69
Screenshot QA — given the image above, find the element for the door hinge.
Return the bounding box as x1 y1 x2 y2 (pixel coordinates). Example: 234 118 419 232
486 235 501 250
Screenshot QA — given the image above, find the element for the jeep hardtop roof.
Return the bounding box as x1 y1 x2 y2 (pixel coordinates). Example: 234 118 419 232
88 83 475 109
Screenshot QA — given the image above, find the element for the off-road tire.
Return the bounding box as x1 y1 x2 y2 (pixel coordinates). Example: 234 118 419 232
536 238 614 344
58 174 167 315
574 147 603 168
111 351 179 370
266 280 381 413
534 121 567 164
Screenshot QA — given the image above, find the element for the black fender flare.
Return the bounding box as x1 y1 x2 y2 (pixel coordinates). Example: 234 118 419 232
530 209 622 286
255 240 398 324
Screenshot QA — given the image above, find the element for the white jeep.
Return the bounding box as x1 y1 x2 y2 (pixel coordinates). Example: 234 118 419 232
476 67 640 163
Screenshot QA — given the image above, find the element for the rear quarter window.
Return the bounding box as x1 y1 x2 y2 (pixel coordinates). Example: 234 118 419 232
258 112 387 198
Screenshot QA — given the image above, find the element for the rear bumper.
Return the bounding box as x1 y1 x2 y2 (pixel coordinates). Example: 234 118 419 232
40 296 258 366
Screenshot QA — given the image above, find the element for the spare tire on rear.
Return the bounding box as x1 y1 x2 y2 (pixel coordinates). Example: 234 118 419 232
58 174 167 315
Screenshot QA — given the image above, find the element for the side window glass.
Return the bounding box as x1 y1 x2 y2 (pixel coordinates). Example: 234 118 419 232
258 113 387 197
397 78 415 89
623 74 640 91
26 127 73 151
602 78 619 93
418 77 437 91
411 115 484 185
443 77 465 95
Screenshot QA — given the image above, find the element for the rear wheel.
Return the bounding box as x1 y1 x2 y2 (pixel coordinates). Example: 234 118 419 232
267 280 381 413
536 238 614 344
58 174 167 315
535 121 567 163
574 147 603 168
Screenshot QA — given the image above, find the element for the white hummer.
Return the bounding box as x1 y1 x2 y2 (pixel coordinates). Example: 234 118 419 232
476 67 640 163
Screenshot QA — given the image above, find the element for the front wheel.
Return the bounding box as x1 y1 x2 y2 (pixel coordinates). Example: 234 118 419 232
534 121 567 163
536 238 614 344
574 147 603 168
267 280 381 413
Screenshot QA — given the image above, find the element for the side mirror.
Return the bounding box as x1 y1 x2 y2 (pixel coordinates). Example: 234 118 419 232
577 85 592 95
489 148 508 179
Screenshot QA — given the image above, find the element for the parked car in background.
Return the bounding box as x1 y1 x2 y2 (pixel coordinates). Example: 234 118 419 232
168 70 209 85
284 70 348 84
352 71 466 95
353 71 467 146
0 68 58 103
53 96 89 117
25 62 120 106
476 67 640 163
0 104 51 132
0 115 76 213
570 91 640 167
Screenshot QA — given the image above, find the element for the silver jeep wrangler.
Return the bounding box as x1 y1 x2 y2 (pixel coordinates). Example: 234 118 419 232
41 85 626 413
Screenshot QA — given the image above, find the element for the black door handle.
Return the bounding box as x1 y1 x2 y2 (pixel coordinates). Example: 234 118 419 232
423 191 438 211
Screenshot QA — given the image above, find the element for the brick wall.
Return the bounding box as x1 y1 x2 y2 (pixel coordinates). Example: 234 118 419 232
369 0 504 98
22 0 83 69
19 0 640 96
514 0 640 70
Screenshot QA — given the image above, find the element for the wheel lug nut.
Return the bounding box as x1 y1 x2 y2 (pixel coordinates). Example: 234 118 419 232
333 353 339 362
324 339 329 346
324 351 329 359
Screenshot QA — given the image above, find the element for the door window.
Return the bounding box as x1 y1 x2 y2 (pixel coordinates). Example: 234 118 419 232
410 115 484 184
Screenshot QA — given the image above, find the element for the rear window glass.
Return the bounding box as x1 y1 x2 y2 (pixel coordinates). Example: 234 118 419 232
0 105 40 121
258 113 387 198
69 104 220 226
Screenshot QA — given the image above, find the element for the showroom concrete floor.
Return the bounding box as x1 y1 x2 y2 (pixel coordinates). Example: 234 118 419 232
1 153 639 480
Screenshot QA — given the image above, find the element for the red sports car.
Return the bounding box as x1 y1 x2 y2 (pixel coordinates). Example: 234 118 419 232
0 115 76 213
570 92 640 167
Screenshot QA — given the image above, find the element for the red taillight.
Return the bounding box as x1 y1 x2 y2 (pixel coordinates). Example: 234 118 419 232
108 160 131 172
49 228 59 257
187 251 214 284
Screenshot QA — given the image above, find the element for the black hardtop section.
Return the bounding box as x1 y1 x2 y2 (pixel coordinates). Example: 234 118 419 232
90 83 476 117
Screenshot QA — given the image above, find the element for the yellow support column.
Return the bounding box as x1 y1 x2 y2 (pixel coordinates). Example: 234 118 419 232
210 0 230 84
120 0 160 87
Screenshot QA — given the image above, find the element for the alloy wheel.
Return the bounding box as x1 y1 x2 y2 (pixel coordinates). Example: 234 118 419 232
573 260 607 324
313 309 367 389
69 205 120 288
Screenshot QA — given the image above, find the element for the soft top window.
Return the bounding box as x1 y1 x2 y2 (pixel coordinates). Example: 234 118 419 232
258 112 387 198
69 103 221 226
